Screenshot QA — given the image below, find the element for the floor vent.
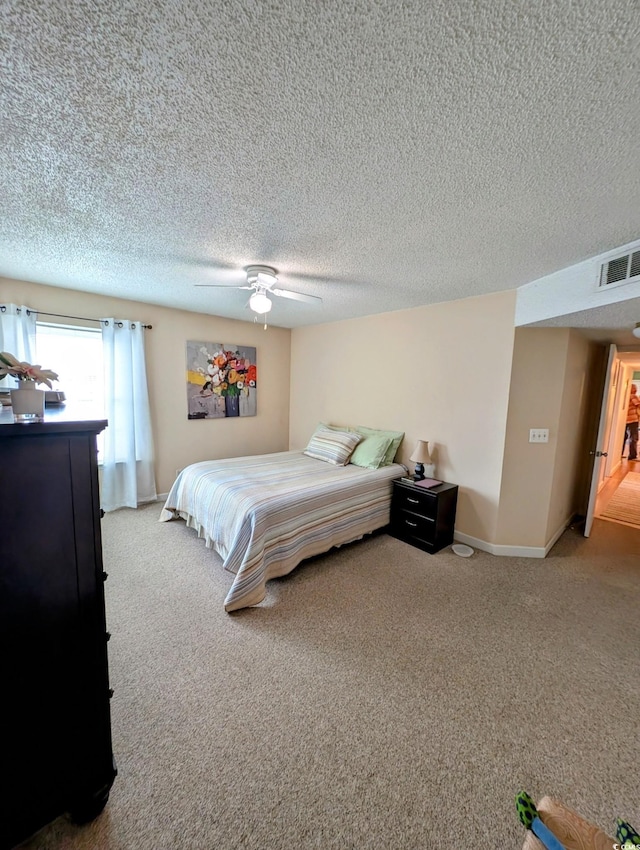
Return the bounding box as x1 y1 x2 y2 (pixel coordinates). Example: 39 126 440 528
599 249 640 288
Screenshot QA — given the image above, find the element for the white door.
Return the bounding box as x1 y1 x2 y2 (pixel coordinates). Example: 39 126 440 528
584 343 618 536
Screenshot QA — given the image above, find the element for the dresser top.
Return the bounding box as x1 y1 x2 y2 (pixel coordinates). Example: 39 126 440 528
0 406 107 435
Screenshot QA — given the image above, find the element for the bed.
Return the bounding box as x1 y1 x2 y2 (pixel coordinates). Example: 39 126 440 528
159 450 405 611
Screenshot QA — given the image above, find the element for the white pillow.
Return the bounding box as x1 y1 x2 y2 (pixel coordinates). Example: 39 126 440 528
303 428 362 466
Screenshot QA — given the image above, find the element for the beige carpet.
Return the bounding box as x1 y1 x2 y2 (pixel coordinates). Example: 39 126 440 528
19 505 640 850
601 471 640 528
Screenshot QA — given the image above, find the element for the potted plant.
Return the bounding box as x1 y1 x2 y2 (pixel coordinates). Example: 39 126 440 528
0 351 59 422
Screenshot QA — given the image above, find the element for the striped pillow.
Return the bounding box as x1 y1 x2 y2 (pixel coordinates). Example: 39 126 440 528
303 428 362 466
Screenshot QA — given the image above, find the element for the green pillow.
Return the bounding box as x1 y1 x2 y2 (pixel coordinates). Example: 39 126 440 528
354 426 404 466
350 433 393 469
317 421 352 433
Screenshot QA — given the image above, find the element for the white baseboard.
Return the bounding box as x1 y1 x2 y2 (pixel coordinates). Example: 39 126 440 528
453 531 546 558
543 515 573 555
453 514 573 559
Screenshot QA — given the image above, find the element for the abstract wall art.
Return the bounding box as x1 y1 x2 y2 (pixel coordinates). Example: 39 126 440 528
186 341 257 420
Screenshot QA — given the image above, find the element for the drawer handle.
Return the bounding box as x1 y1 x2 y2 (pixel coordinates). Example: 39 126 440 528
405 520 418 527
407 497 419 504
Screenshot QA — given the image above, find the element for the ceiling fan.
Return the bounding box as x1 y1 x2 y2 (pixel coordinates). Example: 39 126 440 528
195 265 323 316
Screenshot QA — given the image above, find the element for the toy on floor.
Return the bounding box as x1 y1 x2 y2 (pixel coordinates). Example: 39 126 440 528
516 791 640 850
516 791 566 850
617 819 640 847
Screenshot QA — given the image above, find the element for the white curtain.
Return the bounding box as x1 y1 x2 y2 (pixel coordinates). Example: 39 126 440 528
101 318 157 511
0 304 37 389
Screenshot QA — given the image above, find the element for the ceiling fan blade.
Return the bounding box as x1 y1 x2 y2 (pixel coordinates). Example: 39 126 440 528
272 287 323 304
195 284 253 290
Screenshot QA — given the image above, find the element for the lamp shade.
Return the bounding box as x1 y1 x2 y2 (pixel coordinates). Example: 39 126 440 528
410 440 432 464
249 291 273 314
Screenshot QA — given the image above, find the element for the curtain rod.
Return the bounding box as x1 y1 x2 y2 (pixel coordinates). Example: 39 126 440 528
1 305 152 329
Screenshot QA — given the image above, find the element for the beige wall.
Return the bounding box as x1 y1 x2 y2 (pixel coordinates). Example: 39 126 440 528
290 290 518 543
5 276 603 551
1 278 291 494
495 328 599 548
547 331 600 541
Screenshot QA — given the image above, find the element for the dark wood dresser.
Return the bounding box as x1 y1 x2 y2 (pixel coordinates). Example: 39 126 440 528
0 412 116 849
389 478 458 554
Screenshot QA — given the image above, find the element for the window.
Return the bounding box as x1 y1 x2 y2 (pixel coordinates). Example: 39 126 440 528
36 323 105 454
36 323 104 415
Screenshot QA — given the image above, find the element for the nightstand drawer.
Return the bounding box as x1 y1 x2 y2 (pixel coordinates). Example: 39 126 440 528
393 511 436 541
394 488 436 518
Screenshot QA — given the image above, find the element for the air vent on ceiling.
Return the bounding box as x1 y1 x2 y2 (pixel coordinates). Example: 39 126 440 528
599 249 640 289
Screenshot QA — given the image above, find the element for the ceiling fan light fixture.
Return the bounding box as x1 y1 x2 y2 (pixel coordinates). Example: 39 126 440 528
245 265 278 286
256 271 278 287
249 290 273 314
633 322 640 339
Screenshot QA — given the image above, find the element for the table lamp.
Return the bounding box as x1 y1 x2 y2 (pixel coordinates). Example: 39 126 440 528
409 440 435 480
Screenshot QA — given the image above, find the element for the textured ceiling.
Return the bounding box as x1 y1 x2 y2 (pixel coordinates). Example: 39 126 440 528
524 296 640 348
1 0 640 331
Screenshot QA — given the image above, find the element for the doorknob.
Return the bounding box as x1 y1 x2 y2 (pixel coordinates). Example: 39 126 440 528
596 451 608 457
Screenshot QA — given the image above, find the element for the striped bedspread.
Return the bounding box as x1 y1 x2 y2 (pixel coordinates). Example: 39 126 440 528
159 451 405 612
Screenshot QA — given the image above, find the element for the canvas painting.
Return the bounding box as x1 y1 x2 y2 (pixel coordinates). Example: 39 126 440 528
186 341 257 419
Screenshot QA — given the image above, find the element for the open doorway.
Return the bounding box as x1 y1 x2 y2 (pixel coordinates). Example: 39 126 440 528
592 355 640 530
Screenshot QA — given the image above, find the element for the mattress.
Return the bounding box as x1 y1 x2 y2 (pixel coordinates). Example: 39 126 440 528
159 450 404 611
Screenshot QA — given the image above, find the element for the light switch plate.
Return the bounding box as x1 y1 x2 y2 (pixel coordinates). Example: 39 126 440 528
529 428 549 443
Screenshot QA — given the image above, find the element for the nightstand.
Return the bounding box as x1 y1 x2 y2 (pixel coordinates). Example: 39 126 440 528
389 479 458 553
